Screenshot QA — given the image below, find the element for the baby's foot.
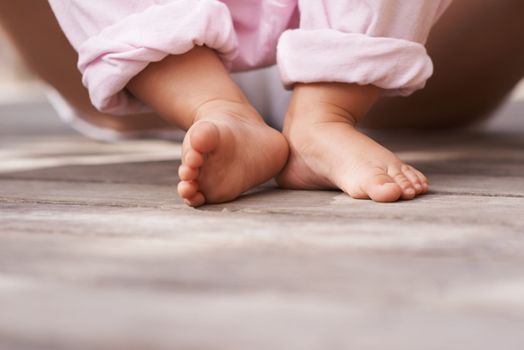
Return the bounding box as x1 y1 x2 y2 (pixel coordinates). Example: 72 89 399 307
177 100 289 207
277 95 428 202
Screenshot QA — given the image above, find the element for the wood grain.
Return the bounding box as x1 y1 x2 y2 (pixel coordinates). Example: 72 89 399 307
0 102 523 350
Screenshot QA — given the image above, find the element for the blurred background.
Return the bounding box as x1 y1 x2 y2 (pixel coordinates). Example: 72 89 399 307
1 28 523 111
0 28 47 105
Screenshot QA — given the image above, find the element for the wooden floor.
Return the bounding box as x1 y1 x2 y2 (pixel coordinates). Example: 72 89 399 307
1 102 523 350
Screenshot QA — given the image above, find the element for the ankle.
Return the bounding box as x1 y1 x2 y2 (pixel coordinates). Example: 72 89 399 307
192 98 262 124
127 46 251 130
288 83 382 125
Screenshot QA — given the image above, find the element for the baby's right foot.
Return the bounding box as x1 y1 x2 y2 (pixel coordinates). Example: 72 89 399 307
126 46 289 207
177 100 289 207
277 84 429 202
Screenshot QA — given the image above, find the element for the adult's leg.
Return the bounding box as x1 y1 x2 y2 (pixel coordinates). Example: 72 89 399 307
362 0 524 129
0 0 169 132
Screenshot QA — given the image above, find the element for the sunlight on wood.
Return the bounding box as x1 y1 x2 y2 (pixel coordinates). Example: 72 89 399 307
0 138 181 173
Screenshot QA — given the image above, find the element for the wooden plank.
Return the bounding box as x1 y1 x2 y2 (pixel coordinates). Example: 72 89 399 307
1 215 524 349
1 101 524 350
0 136 181 178
1 184 523 241
2 197 524 348
0 280 523 350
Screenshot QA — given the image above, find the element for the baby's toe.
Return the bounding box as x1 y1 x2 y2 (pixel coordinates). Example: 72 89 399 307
178 164 199 181
364 173 403 202
178 180 199 200
184 192 206 207
389 168 416 200
189 121 220 154
413 168 429 193
401 165 424 194
183 149 205 168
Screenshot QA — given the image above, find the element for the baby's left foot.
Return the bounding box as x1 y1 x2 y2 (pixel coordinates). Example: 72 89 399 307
277 84 429 202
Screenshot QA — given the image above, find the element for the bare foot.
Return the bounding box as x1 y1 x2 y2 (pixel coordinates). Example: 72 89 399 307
177 100 289 207
277 85 429 202
126 47 289 207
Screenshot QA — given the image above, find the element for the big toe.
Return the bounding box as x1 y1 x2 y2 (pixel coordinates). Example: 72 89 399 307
364 174 403 202
189 121 220 154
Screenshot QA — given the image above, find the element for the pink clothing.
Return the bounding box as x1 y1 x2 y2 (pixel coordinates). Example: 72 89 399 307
48 0 453 115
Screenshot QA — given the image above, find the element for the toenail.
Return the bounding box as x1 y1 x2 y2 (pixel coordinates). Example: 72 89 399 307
406 188 415 195
414 184 422 190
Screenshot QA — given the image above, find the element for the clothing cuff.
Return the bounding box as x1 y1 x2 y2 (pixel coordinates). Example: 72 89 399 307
277 29 433 96
78 0 238 115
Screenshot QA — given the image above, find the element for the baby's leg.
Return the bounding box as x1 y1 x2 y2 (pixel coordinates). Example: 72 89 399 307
363 0 524 129
127 47 288 206
277 83 428 202
0 0 168 132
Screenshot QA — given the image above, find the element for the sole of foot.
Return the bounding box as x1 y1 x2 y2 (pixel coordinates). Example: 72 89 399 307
177 104 289 207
